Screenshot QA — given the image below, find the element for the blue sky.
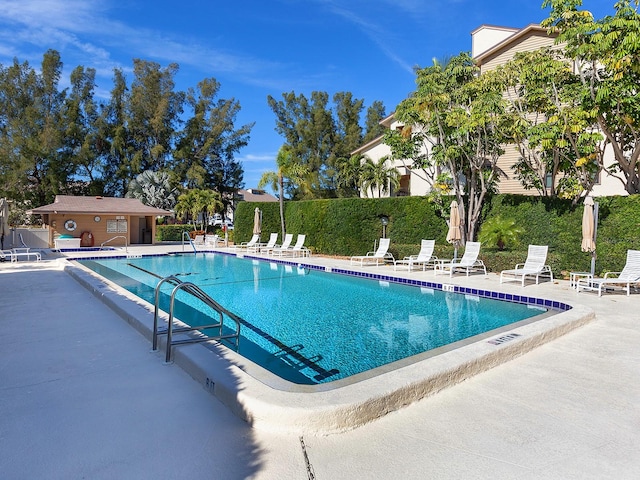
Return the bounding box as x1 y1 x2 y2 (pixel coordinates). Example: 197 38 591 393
0 0 612 191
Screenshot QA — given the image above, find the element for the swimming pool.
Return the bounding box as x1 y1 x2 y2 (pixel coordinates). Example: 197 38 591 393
78 252 559 385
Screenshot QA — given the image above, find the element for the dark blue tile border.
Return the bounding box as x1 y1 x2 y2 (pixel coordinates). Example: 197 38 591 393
70 252 572 312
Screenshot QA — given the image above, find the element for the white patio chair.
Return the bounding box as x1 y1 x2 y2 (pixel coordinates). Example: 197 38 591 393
394 239 437 272
272 234 310 257
250 233 277 254
577 249 640 296
350 238 394 267
193 234 205 246
436 241 486 277
234 234 260 252
204 235 221 248
9 247 41 262
500 245 553 286
267 233 293 255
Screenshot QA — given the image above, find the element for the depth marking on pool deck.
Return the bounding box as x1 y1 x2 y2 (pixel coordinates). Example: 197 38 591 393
487 333 521 345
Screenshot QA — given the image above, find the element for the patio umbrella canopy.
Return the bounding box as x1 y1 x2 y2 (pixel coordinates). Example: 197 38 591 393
581 196 598 276
581 197 596 253
446 200 462 260
253 207 262 236
0 198 9 250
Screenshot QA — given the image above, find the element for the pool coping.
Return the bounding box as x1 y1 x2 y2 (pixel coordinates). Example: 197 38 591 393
62 252 595 434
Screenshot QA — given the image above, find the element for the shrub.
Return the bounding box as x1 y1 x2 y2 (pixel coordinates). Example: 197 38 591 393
478 216 523 250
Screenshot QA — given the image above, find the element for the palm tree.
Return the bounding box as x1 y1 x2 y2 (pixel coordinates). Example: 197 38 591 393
478 216 524 250
174 189 223 230
258 147 310 239
125 170 177 210
360 155 400 197
336 154 364 197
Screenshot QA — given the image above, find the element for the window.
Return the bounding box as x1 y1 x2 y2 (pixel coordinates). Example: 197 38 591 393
106 218 128 233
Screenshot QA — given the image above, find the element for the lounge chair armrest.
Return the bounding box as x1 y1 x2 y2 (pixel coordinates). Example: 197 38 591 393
603 271 622 278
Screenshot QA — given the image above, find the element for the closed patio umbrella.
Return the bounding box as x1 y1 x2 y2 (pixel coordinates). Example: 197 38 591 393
253 207 262 236
446 200 462 260
581 196 598 276
0 198 9 250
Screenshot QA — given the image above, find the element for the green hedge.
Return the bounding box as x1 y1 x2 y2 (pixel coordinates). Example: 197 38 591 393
234 194 640 277
156 224 234 243
156 224 197 241
235 197 447 259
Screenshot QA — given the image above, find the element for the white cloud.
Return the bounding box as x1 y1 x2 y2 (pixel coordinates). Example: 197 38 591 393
0 0 288 90
238 153 277 163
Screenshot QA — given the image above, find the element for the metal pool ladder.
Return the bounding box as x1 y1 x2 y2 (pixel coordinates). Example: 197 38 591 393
152 275 241 362
181 231 197 254
101 235 128 252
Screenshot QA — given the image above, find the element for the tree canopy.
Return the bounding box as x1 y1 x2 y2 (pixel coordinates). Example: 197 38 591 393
542 0 640 194
267 91 386 199
0 50 252 216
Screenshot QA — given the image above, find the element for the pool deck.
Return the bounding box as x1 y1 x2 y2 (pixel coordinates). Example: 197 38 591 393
1 244 639 479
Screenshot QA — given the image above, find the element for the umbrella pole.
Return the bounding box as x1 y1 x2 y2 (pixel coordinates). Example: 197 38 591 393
590 202 599 277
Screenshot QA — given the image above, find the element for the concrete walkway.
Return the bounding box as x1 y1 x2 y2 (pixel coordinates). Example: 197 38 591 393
1 247 639 479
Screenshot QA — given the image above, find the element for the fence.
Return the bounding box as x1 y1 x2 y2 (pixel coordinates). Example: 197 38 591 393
4 228 50 249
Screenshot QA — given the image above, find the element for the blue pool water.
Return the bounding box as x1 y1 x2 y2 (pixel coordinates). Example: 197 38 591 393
79 253 552 385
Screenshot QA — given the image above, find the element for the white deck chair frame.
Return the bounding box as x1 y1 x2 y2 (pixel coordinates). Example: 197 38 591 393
350 238 394 267
250 232 278 254
6 247 41 262
577 249 640 296
234 234 260 251
204 235 221 248
500 245 553 286
267 233 293 256
193 234 205 246
394 239 437 272
272 234 309 257
437 241 486 277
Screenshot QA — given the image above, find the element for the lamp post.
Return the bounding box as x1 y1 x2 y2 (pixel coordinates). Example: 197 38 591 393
380 215 389 239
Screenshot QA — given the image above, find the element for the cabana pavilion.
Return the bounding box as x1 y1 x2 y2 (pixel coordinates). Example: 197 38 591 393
28 195 171 248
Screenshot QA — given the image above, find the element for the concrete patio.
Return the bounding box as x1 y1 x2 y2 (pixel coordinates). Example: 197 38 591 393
1 245 639 479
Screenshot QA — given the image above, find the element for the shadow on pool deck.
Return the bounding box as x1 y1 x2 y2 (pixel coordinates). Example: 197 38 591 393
2 247 640 479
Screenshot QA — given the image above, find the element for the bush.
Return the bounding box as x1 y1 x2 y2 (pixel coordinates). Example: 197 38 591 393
232 194 640 277
478 216 523 250
156 224 196 241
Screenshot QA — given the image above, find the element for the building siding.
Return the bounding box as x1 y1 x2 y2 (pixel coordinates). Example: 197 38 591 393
480 34 556 73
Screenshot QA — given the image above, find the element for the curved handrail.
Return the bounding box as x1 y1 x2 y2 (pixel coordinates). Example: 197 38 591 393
182 231 197 254
101 235 128 252
152 275 241 363
152 275 182 351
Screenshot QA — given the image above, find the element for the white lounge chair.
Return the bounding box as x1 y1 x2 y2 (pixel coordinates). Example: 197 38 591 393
394 239 437 271
272 234 310 257
193 234 205 246
577 249 640 296
250 233 277 254
267 233 293 256
204 235 221 248
9 247 41 262
350 238 394 266
500 245 553 286
436 241 486 277
234 234 260 251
